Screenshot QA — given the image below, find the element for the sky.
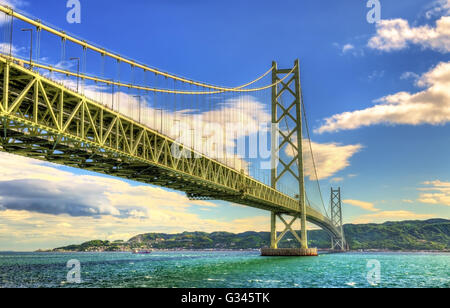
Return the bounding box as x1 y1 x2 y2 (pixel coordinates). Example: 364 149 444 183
0 0 449 251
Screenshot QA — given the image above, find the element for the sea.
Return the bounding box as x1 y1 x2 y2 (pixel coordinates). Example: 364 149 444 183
0 251 448 288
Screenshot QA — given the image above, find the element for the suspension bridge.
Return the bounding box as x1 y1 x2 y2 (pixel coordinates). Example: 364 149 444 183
0 5 346 255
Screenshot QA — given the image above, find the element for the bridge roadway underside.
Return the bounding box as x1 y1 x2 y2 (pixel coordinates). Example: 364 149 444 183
0 57 340 239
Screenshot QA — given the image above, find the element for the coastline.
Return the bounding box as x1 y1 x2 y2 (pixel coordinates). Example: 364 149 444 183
26 219 448 254
32 248 450 254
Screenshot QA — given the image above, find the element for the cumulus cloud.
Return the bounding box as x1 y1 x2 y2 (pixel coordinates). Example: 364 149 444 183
353 210 434 224
286 140 362 180
367 16 450 53
0 142 362 249
0 152 217 219
0 152 282 250
418 180 450 206
315 61 450 133
0 206 273 251
0 179 121 217
343 199 379 212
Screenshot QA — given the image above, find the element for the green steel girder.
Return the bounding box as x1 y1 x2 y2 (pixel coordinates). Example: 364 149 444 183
0 56 341 238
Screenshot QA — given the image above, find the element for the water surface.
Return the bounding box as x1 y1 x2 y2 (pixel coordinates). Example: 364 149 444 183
0 251 448 288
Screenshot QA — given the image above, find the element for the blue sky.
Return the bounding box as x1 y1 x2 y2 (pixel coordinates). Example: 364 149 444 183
0 0 449 250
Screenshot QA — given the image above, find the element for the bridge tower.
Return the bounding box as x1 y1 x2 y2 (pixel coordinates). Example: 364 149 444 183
262 60 317 256
330 188 346 251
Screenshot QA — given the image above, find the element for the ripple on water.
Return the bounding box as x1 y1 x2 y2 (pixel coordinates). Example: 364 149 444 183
0 251 448 288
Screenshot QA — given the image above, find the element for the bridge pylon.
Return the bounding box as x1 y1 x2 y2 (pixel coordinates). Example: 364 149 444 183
261 60 317 257
0 5 344 258
330 187 346 251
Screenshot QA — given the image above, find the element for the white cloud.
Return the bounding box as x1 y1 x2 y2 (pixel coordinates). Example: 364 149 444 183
342 44 355 53
316 61 450 133
367 16 450 53
402 199 414 204
0 152 278 250
0 142 359 249
400 71 420 81
333 42 364 56
418 180 450 206
343 199 379 212
286 140 362 180
0 152 219 219
353 210 434 224
304 141 362 180
0 207 272 251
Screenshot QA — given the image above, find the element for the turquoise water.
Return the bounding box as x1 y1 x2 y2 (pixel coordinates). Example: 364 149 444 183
0 251 448 288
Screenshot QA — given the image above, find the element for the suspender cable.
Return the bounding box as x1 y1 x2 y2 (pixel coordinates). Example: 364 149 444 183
9 13 12 57
2 54 294 95
301 89 329 218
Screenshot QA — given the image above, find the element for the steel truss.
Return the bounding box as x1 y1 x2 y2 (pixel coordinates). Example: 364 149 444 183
0 56 342 240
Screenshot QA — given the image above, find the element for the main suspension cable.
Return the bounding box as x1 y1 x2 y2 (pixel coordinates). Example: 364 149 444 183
3 53 295 95
0 5 278 92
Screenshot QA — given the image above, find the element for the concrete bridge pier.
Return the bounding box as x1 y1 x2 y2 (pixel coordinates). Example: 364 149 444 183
261 212 318 256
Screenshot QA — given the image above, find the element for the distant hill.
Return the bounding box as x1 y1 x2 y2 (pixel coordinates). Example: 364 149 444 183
341 218 449 250
49 219 450 252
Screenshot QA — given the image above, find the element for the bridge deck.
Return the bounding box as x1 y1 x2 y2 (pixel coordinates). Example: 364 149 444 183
0 56 340 238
